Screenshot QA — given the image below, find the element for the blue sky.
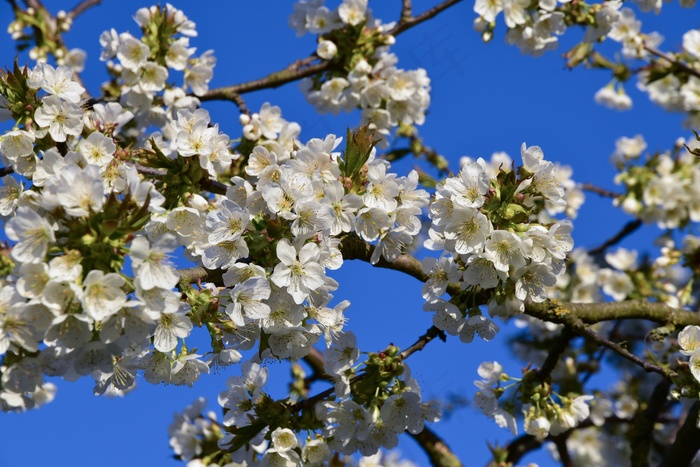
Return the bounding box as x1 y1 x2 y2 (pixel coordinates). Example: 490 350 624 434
0 1 696 466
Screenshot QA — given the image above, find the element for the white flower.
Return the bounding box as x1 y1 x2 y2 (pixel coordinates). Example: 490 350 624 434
444 208 492 255
271 428 298 452
39 64 85 103
34 95 84 142
206 199 249 244
678 325 700 356
271 239 326 304
226 277 272 326
525 416 551 440
338 0 368 25
79 132 116 167
117 33 150 70
444 160 490 209
323 331 359 375
154 304 193 352
129 235 179 290
6 207 56 264
484 230 528 273
683 30 700 58
1 129 35 162
81 270 126 321
317 40 338 60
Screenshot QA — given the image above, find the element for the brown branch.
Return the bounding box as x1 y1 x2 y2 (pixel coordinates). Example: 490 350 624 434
661 402 700 467
580 182 620 198
66 0 100 20
588 219 643 256
536 328 574 381
553 436 573 467
526 301 679 380
629 379 672 467
409 427 463 467
0 167 15 177
199 60 330 103
400 0 413 23
389 0 464 36
644 45 700 80
526 300 700 327
399 325 446 360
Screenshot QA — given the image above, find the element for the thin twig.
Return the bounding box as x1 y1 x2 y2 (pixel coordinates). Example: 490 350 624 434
400 325 446 360
389 0 464 36
588 219 643 256
66 0 100 20
644 45 700 80
199 61 330 102
400 0 413 23
526 302 678 380
580 182 620 198
536 328 574 381
0 167 15 177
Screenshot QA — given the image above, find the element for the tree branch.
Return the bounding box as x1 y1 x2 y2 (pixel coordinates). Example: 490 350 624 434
644 45 700 80
526 300 700 327
199 59 329 103
629 379 672 467
388 0 464 36
526 301 678 380
588 219 643 256
661 402 700 467
409 426 463 467
400 325 446 360
400 0 413 23
66 0 100 20
580 182 620 198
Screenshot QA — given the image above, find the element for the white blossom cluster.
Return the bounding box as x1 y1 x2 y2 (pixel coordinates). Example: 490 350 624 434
99 3 215 115
473 0 700 118
612 135 700 229
473 361 593 440
214 359 440 464
459 150 585 221
291 0 431 140
170 397 422 467
422 144 574 342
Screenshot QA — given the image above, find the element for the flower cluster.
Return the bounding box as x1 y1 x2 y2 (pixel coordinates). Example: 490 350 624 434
612 134 700 229
213 352 440 463
474 361 593 439
473 0 700 121
99 4 215 114
422 144 574 342
291 0 431 140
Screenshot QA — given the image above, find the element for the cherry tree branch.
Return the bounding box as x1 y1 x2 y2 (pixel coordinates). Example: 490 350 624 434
388 0 464 36
525 301 678 380
580 182 620 198
199 59 330 103
628 379 671 467
66 0 101 20
644 45 700 80
588 219 643 256
660 402 700 467
400 0 413 23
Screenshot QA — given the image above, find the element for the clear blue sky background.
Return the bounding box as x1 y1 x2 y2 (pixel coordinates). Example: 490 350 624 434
0 1 696 466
